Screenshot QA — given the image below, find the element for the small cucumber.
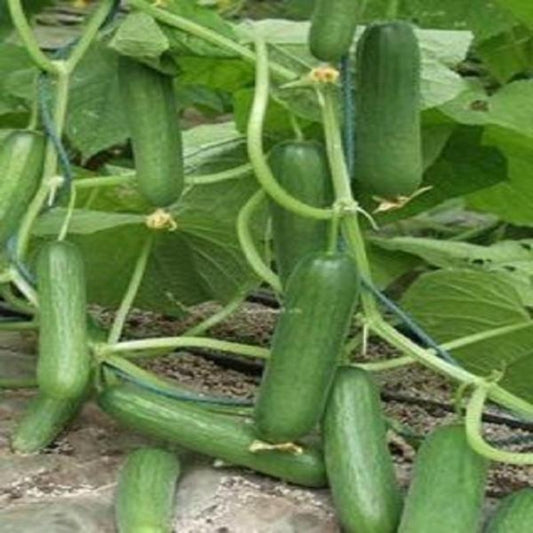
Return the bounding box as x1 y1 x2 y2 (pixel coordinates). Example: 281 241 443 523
355 21 423 198
309 0 359 63
0 130 45 247
11 392 84 454
486 488 533 533
37 241 90 399
118 57 184 207
269 141 333 285
115 448 181 533
98 384 327 488
324 366 403 533
398 424 489 533
254 252 359 443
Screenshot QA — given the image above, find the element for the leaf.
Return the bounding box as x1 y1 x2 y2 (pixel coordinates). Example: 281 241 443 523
0 44 34 116
367 244 422 290
494 0 533 29
401 269 533 404
373 236 533 306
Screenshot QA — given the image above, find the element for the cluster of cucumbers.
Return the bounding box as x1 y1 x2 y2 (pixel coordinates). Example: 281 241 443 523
2 0 531 531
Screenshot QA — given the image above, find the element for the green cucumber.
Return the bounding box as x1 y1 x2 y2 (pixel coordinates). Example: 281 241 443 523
355 21 423 198
118 57 184 207
0 130 45 247
98 384 327 488
37 241 90 399
269 141 333 285
309 0 359 63
11 392 84 454
398 424 489 533
486 488 533 533
324 366 402 533
116 448 181 533
254 252 359 443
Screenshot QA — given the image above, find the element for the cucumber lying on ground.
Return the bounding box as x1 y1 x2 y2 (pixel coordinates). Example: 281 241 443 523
309 0 359 63
11 392 84 454
254 252 359 443
36 241 91 400
324 366 402 533
116 448 181 533
398 424 489 533
355 21 423 199
269 140 333 285
118 57 184 208
98 383 327 488
486 488 533 533
0 130 45 247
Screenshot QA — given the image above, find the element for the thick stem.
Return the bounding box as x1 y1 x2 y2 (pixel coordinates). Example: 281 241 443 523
128 0 296 81
353 355 416 372
237 190 282 293
186 163 253 185
7 0 58 73
107 336 269 360
466 382 533 464
248 35 333 221
108 234 154 344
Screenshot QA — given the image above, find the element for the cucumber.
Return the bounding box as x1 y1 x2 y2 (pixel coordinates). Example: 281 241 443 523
309 0 359 63
269 141 333 285
118 57 184 207
254 252 359 443
324 366 402 533
486 488 533 533
36 241 90 399
0 130 45 247
398 424 489 533
115 448 181 533
11 392 84 454
98 384 327 488
355 21 423 198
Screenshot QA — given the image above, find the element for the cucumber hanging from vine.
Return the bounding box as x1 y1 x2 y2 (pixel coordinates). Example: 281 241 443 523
268 140 333 285
118 57 184 207
36 241 91 400
0 130 46 248
254 252 359 443
355 21 423 199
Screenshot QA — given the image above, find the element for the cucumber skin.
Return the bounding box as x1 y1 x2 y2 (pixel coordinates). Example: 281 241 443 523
0 131 45 247
269 141 333 285
254 252 359 443
98 384 327 488
309 0 359 63
11 392 84 454
398 425 489 533
355 21 423 198
118 57 184 207
116 448 181 533
324 367 402 533
37 241 90 399
486 488 533 533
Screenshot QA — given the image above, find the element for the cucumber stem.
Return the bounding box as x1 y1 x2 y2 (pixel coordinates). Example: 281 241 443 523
353 355 416 372
10 267 38 308
248 35 333 221
57 185 77 241
108 234 154 344
107 336 269 360
466 381 533 464
237 190 283 293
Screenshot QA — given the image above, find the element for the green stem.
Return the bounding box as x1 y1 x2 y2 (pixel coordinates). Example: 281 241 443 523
0 320 37 331
17 64 71 261
0 377 38 389
186 163 253 185
344 331 363 355
327 211 341 253
466 382 533 464
248 35 332 221
107 336 269 360
128 0 296 81
66 0 116 73
237 190 282 293
7 0 58 73
57 185 77 241
440 321 533 351
386 0 400 19
108 234 154 344
182 289 247 337
74 174 135 190
353 355 416 372
10 268 38 307
289 113 304 141
1 285 35 315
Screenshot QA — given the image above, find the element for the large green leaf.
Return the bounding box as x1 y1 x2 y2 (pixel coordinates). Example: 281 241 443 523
401 269 533 405
494 0 533 28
